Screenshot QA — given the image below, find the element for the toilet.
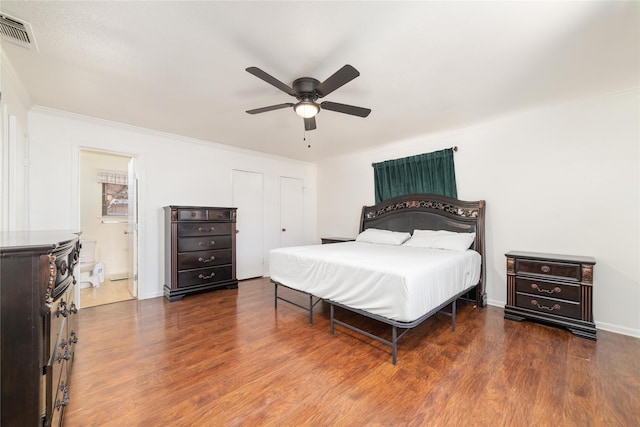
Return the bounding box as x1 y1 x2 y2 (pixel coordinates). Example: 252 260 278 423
79 240 105 288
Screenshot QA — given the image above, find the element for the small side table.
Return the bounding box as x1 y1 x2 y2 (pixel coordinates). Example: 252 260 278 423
504 251 596 340
321 237 355 244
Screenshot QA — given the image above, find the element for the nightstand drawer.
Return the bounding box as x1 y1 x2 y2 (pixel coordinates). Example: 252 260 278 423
516 293 581 319
515 277 580 302
515 259 581 281
178 235 232 252
321 237 355 244
178 222 232 237
177 249 232 270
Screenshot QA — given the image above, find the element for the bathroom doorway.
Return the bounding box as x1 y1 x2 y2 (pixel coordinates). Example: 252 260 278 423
78 149 138 308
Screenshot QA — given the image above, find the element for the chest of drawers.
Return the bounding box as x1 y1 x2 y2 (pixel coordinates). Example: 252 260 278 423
504 251 596 340
164 206 238 301
0 231 80 426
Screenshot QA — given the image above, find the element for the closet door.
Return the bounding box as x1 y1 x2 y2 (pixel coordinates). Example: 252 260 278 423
232 170 264 279
279 176 305 248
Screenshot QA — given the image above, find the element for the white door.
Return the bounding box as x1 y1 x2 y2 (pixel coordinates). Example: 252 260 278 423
232 170 264 279
127 157 139 297
280 177 305 247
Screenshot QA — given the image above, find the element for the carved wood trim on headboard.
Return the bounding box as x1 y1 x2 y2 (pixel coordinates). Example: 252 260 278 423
360 193 487 307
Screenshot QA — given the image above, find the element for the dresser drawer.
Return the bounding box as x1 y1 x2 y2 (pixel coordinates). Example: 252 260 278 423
177 249 232 270
515 293 581 319
178 235 232 252
177 222 232 237
50 361 70 427
515 277 580 302
49 293 72 353
177 208 233 221
46 318 68 420
515 259 581 281
178 266 233 287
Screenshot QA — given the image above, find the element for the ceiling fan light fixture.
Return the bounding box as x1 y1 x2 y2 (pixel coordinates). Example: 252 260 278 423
294 101 319 118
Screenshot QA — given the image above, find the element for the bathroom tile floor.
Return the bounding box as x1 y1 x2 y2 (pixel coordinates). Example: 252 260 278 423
80 279 134 308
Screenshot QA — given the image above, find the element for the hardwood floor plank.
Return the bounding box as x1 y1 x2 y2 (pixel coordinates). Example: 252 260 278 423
64 277 640 426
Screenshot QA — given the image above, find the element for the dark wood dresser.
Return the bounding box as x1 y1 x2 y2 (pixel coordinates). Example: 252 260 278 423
505 251 596 340
164 206 238 301
0 231 81 426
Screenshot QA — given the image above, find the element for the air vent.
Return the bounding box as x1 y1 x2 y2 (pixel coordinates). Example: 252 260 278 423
0 13 37 50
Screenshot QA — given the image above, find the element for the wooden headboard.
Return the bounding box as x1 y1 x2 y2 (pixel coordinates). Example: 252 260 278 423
360 193 486 307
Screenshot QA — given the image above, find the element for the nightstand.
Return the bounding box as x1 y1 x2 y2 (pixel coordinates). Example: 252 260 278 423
321 237 355 244
505 251 596 340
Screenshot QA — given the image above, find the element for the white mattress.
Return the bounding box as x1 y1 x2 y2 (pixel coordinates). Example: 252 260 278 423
269 241 481 322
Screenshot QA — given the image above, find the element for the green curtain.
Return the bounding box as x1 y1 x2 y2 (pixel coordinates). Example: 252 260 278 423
373 148 457 203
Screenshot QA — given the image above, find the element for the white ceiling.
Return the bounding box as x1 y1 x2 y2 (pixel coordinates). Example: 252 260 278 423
1 1 637 162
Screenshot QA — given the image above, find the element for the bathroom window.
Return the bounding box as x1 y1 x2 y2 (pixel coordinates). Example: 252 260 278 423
102 183 128 216
98 170 129 216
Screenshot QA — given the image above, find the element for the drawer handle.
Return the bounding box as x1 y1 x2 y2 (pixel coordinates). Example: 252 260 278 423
198 240 215 247
56 347 72 362
198 256 216 263
531 299 561 312
540 265 551 273
55 382 69 409
531 284 561 295
198 272 216 280
198 226 215 232
55 301 69 318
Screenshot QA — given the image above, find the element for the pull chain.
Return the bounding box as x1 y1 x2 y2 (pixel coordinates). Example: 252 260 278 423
303 130 311 148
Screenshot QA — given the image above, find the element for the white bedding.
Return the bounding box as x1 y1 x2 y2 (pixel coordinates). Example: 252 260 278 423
269 241 481 322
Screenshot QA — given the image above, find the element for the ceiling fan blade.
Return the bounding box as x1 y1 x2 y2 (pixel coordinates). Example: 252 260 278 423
320 101 371 118
304 117 316 131
246 103 293 114
315 65 360 97
246 67 296 96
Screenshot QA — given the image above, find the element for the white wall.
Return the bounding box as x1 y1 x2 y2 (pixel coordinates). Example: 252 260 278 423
27 108 317 299
317 89 639 337
0 50 32 231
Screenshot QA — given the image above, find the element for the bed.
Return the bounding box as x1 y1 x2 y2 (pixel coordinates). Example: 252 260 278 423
270 193 486 364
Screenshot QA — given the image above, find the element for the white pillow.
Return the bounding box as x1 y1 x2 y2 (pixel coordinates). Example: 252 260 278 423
355 228 411 246
403 229 476 251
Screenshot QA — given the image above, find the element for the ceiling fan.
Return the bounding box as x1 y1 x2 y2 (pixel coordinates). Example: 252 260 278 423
245 64 371 131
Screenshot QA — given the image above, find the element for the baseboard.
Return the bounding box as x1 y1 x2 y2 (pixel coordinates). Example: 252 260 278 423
486 298 504 308
596 321 640 338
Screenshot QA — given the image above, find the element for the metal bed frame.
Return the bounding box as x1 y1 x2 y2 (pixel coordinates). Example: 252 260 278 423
328 288 470 365
274 281 322 325
270 193 486 364
273 278 474 364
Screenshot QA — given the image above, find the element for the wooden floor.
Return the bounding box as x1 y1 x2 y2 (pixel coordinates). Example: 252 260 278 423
79 279 134 308
65 277 640 426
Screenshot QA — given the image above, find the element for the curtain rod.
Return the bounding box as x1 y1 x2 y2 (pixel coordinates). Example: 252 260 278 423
371 146 458 167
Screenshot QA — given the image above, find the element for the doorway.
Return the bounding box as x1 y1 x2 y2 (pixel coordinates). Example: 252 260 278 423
78 149 138 308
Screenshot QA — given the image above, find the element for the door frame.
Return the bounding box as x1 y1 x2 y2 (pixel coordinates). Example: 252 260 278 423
73 147 142 308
